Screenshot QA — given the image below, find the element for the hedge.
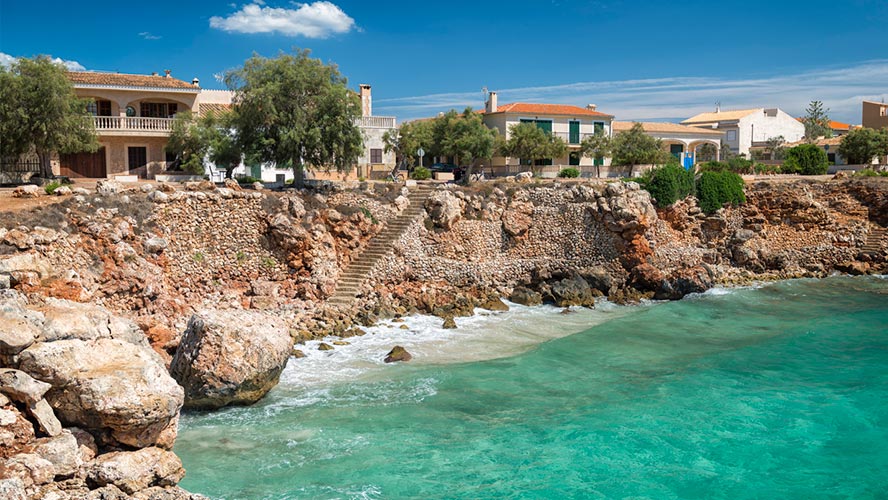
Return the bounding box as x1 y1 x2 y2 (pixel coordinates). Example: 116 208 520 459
644 163 696 207
782 144 828 175
558 167 580 178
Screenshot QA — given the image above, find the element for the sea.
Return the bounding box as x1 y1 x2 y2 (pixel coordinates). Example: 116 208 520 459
175 275 888 499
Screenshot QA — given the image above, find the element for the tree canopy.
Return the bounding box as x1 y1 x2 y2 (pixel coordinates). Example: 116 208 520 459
611 123 667 173
500 122 568 172
580 130 612 176
382 119 433 168
165 110 244 178
224 49 363 187
837 127 888 165
0 56 97 178
801 100 833 140
434 108 498 182
782 143 829 175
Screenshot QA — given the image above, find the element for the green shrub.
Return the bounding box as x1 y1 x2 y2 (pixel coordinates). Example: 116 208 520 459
236 175 261 184
557 167 580 178
411 166 431 180
727 157 754 174
644 163 696 207
754 163 780 174
854 168 888 178
359 206 379 224
782 144 828 175
697 170 746 214
698 161 729 172
44 181 61 195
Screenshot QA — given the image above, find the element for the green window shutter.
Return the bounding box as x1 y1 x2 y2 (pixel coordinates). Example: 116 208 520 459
594 122 604 134
536 120 552 134
569 152 580 166
594 157 604 166
569 121 580 144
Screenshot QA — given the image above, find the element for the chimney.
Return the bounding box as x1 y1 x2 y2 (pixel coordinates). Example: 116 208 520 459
164 69 171 78
486 91 498 113
192 77 200 87
586 103 597 111
359 84 372 117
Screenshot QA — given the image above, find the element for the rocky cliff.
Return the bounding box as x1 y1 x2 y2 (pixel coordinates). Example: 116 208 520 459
1 177 886 496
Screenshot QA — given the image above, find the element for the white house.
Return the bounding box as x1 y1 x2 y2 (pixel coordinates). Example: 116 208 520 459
481 91 615 175
611 121 724 167
681 107 804 157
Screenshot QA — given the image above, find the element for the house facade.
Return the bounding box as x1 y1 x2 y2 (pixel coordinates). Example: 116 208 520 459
61 70 201 179
681 107 804 157
352 84 398 179
862 100 888 130
611 121 724 167
481 92 614 176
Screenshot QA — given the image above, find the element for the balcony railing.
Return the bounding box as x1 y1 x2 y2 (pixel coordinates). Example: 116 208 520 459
355 116 396 129
93 116 174 133
553 132 600 144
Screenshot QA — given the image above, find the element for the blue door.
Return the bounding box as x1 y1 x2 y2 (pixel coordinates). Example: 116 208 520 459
683 152 694 169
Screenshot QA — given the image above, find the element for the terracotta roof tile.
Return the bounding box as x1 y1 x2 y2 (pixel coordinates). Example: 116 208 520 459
681 108 760 124
66 71 198 90
612 121 724 136
489 102 613 118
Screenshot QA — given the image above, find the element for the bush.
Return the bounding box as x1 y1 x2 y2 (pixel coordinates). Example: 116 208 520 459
411 166 431 180
854 168 888 178
644 163 695 207
696 170 746 214
698 161 729 172
754 163 780 174
44 181 62 195
557 167 580 178
236 175 261 184
782 144 828 175
727 157 754 174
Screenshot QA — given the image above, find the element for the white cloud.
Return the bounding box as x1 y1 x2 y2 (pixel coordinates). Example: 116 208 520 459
376 60 888 125
0 52 85 71
139 31 162 40
210 1 355 38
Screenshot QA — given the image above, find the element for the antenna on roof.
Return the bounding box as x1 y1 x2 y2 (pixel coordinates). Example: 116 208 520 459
715 101 721 113
482 87 489 108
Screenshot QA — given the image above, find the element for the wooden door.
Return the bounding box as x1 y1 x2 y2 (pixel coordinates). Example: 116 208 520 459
59 147 106 178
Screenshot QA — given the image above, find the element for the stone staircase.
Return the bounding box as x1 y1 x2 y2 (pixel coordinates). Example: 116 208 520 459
861 225 886 254
326 184 435 307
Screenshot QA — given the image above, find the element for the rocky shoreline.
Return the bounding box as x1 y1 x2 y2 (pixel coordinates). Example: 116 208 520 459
1 176 886 497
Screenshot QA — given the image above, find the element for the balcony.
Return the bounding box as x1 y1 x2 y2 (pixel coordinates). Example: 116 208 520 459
552 132 598 145
355 116 396 129
93 116 174 136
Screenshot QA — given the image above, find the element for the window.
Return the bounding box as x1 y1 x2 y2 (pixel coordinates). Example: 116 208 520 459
881 106 888 117
370 148 383 164
128 147 148 171
520 118 553 134
125 106 136 117
86 100 111 116
140 102 178 118
594 122 605 134
727 130 737 141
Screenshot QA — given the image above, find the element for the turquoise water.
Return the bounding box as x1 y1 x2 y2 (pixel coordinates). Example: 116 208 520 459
176 277 888 499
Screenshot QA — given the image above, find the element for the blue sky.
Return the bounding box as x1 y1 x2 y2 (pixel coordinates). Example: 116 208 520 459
1 0 887 123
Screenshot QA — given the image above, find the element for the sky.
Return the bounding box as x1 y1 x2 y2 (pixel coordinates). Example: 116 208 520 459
1 0 887 124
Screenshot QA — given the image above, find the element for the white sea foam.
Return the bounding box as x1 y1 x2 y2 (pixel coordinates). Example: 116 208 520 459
273 299 647 398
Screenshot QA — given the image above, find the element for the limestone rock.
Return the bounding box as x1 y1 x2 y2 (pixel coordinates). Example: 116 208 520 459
96 179 122 196
509 287 542 306
72 187 90 196
515 171 533 183
28 399 63 437
0 369 52 405
223 178 242 191
87 447 185 495
169 310 292 409
148 190 169 203
144 237 169 254
54 186 72 196
29 430 82 477
317 342 334 351
442 317 457 329
18 338 183 448
12 185 40 198
425 190 463 229
480 297 510 312
550 276 597 307
384 346 412 363
3 229 34 250
38 298 147 345
0 478 26 500
2 453 55 487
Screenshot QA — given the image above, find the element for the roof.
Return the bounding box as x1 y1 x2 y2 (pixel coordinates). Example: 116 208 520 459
612 121 724 136
783 136 843 148
794 117 851 131
199 103 231 115
66 71 199 90
681 108 760 124
488 102 613 118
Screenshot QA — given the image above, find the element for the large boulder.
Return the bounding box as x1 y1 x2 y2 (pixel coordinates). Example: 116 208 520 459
17 338 183 448
169 310 292 409
0 369 51 405
509 287 542 306
86 447 185 495
549 275 598 307
37 298 146 345
425 190 463 229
